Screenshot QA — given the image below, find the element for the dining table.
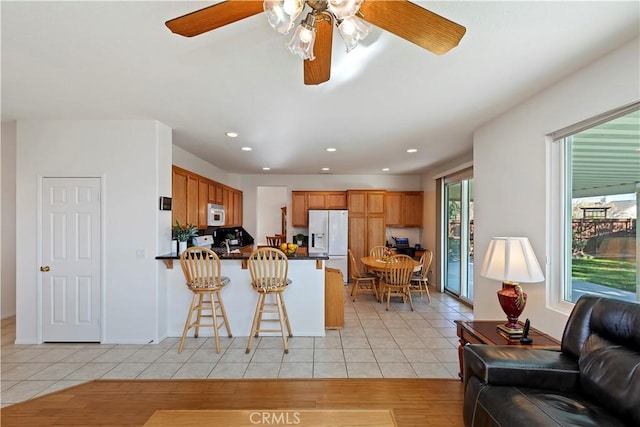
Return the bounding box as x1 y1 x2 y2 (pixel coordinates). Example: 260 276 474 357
360 256 422 301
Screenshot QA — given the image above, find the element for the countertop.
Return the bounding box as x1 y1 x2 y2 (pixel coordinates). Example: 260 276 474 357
156 248 328 261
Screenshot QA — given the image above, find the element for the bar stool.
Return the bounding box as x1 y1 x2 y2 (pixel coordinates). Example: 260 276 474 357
246 247 292 354
179 246 232 353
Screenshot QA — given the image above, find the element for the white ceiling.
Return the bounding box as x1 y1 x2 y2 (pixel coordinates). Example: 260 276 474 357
2 1 639 175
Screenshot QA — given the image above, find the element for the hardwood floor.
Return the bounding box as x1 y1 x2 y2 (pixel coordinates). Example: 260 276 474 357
0 378 464 426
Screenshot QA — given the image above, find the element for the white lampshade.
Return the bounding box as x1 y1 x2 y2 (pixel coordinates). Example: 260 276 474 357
287 14 317 60
480 237 544 283
328 0 363 20
337 15 372 52
264 0 304 34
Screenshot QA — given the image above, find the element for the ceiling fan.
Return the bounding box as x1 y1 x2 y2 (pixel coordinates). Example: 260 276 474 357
166 0 466 85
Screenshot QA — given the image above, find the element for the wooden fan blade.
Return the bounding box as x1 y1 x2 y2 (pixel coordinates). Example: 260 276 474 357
304 18 333 85
359 0 466 55
166 1 264 37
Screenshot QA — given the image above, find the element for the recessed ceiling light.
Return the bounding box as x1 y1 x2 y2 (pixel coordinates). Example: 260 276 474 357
262 167 271 171
241 146 252 151
407 148 418 153
326 148 337 152
225 132 238 138
382 168 390 171
322 167 330 171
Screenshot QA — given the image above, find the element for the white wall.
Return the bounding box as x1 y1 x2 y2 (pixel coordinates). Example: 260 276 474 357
1 122 17 319
256 186 287 244
15 120 172 344
473 37 640 339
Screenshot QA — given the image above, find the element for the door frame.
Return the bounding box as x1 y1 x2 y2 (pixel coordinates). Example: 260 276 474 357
36 175 106 343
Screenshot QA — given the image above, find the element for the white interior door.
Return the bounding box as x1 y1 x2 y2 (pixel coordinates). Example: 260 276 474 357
42 177 101 342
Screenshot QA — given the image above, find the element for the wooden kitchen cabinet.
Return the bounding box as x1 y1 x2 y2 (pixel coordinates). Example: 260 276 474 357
325 192 348 209
385 191 423 227
403 192 423 227
208 183 223 205
385 192 403 226
198 180 209 228
291 192 307 227
291 191 348 227
172 165 242 229
223 187 243 227
307 193 326 209
347 190 386 277
186 175 199 226
172 168 188 226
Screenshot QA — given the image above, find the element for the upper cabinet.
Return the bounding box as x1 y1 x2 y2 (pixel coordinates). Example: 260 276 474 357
293 189 423 228
171 166 243 228
385 191 423 227
291 191 348 227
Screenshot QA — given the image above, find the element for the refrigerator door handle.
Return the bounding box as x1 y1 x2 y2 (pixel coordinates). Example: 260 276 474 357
311 233 315 248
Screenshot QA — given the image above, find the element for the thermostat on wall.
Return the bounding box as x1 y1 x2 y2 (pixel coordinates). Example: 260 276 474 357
159 197 172 211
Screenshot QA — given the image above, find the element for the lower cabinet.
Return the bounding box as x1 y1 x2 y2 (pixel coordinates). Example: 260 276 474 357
325 267 345 329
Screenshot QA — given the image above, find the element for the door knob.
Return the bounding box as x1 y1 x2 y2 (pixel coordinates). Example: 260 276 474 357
40 266 50 272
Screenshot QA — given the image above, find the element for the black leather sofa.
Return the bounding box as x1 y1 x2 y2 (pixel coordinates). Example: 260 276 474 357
463 295 640 426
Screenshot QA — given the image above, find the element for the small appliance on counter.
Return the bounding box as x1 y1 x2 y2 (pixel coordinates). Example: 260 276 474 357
193 235 214 247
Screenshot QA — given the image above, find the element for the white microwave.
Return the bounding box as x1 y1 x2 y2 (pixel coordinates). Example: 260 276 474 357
208 204 225 226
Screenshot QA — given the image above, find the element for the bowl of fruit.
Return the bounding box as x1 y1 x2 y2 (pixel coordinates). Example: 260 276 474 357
280 242 298 255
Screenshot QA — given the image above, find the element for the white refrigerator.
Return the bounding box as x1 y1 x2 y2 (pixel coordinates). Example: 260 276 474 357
308 209 349 282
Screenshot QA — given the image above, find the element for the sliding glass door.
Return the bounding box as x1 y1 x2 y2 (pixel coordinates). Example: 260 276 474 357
443 177 474 302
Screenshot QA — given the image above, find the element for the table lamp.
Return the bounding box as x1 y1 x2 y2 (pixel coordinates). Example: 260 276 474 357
479 237 544 336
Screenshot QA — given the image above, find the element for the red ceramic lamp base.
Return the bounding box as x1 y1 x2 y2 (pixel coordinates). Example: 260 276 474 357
496 282 527 335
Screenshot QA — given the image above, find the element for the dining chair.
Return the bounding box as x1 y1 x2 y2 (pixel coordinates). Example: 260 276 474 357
179 247 232 353
246 247 292 354
411 249 433 303
370 246 388 259
379 254 415 311
266 234 285 248
348 249 378 302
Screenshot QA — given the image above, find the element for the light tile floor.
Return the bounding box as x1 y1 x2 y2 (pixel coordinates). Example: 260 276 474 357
0 287 472 407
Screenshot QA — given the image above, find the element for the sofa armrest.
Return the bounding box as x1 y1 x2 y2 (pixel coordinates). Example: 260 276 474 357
463 344 580 393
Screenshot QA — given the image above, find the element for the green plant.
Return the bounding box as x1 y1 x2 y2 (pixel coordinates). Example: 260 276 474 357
295 233 305 243
173 221 198 242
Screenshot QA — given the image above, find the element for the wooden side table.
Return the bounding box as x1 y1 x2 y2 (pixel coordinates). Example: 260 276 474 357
454 320 561 380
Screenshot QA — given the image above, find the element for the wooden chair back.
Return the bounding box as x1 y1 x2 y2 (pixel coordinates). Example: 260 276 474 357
370 246 388 259
382 255 415 287
418 249 434 280
266 234 285 248
348 249 364 279
180 246 227 290
248 247 290 292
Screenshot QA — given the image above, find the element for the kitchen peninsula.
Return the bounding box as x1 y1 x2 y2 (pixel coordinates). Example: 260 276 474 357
156 250 329 337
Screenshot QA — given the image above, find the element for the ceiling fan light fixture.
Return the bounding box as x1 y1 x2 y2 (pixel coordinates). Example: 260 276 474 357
327 0 363 20
287 13 317 60
337 15 371 52
264 0 305 34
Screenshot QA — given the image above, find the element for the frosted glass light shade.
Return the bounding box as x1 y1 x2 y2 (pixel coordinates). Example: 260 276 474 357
328 0 363 20
287 19 317 60
337 15 372 52
480 237 544 283
264 0 304 34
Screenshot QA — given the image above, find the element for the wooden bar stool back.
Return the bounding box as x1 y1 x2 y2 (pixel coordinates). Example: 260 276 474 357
380 254 416 311
246 247 292 354
179 247 232 353
411 249 433 302
348 249 378 302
